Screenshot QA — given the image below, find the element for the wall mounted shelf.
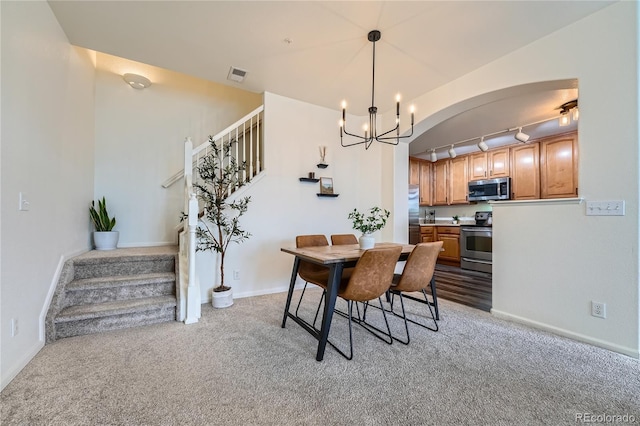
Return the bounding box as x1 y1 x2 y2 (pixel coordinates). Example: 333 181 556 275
317 193 339 197
317 163 328 169
299 177 319 183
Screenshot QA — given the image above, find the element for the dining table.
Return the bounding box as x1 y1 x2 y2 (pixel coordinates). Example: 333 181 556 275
280 242 415 361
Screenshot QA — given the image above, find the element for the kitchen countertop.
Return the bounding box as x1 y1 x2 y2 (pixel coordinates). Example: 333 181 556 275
419 221 475 227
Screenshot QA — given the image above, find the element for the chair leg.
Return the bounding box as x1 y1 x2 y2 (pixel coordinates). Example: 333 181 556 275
429 276 440 321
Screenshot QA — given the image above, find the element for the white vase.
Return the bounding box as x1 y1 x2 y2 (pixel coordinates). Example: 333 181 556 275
93 231 119 250
359 234 375 250
212 287 233 308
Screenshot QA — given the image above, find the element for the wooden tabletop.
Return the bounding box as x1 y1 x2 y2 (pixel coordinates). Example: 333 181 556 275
281 242 414 265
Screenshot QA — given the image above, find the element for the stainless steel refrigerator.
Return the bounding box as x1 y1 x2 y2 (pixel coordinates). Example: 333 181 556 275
408 184 420 244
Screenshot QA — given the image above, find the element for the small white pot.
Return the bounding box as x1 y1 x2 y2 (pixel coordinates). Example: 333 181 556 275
93 231 119 250
359 234 375 250
212 287 233 308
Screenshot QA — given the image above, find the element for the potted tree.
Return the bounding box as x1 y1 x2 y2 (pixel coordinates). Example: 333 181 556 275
193 136 251 308
89 197 118 250
348 206 391 249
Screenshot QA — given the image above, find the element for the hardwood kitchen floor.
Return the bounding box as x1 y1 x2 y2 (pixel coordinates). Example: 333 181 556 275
433 264 492 312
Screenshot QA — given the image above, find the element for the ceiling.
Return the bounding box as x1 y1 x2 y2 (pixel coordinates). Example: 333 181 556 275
48 1 612 155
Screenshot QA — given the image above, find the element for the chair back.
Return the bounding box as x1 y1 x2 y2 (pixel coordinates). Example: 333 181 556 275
394 242 443 292
296 235 329 277
339 246 402 302
331 234 358 245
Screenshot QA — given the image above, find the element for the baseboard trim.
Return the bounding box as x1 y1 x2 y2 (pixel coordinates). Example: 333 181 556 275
1 340 44 391
200 283 304 304
117 241 177 248
491 308 639 359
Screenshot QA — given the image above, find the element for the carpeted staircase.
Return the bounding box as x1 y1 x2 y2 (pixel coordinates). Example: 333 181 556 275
46 246 179 342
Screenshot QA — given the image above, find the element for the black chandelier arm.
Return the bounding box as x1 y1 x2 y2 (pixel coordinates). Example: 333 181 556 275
376 125 414 141
341 126 369 141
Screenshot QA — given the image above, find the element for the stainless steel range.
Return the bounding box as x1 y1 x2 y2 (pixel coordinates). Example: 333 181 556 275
460 211 493 274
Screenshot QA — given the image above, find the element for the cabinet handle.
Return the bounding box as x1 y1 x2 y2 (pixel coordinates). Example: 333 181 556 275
489 170 493 176
575 187 578 195
484 171 487 177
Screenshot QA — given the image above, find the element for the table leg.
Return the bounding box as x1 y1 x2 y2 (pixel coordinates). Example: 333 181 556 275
281 257 301 328
316 263 343 361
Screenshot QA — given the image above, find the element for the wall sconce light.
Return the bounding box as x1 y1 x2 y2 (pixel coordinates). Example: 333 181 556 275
430 149 438 163
477 137 489 152
123 73 151 90
448 145 456 159
515 127 530 142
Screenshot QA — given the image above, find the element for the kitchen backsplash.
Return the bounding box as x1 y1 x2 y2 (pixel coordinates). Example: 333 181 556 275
419 202 492 222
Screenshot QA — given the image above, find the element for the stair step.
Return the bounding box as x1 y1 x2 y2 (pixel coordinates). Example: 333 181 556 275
72 247 177 279
54 296 177 339
64 273 176 305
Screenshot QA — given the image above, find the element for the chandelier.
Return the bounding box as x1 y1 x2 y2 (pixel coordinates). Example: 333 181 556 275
340 30 414 150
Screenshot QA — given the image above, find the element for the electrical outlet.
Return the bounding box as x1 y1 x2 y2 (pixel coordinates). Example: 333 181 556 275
11 318 19 337
591 301 606 319
233 270 240 280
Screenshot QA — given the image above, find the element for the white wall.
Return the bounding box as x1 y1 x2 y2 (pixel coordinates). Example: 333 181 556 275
1 1 96 388
405 2 639 357
94 54 263 247
195 92 391 301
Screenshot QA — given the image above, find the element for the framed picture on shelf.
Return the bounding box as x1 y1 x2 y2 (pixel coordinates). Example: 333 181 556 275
319 177 334 195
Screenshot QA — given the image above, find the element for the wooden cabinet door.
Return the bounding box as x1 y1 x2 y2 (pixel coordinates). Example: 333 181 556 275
419 161 432 206
449 156 469 204
488 148 510 178
468 153 488 180
540 133 578 198
420 227 435 243
510 143 540 200
409 157 420 185
437 234 460 262
433 160 449 205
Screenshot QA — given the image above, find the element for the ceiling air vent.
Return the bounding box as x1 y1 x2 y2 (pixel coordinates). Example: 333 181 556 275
227 66 248 83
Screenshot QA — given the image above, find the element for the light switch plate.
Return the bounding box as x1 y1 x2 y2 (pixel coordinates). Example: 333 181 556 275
586 200 625 216
19 192 30 211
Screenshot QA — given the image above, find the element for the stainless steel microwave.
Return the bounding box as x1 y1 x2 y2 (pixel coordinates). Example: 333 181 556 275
468 177 511 201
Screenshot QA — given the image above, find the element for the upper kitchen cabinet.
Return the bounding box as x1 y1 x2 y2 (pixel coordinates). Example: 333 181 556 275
449 156 469 204
433 160 449 205
409 157 432 206
510 143 540 200
409 157 420 185
468 147 510 181
540 132 579 198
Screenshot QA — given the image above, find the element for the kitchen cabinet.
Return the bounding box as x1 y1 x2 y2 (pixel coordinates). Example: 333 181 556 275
488 148 510 178
540 133 578 198
469 152 488 180
468 147 510 181
510 143 540 200
449 156 469 204
419 161 432 205
409 157 420 186
420 226 435 243
433 160 449 205
409 157 432 206
436 226 460 264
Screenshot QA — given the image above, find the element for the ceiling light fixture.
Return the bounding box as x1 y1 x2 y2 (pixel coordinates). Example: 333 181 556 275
558 99 578 126
477 137 489 152
430 149 438 163
123 73 151 90
514 127 530 142
448 145 457 158
340 30 414 150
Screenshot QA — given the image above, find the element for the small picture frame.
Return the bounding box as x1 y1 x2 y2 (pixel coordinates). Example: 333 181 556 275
319 177 334 195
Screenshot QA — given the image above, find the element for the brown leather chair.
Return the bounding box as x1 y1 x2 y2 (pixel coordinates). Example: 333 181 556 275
327 246 402 360
388 241 443 344
331 234 358 245
294 235 330 322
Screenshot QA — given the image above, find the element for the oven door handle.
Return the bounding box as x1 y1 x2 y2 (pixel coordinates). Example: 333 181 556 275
461 257 492 265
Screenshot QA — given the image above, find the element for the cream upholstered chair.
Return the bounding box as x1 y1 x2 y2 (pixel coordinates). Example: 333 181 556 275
327 246 402 360
331 234 358 245
388 241 443 344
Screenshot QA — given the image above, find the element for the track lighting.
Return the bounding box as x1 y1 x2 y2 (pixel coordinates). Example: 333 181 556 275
558 113 570 127
477 137 489 152
572 107 579 121
514 128 530 142
430 149 437 163
448 145 456 159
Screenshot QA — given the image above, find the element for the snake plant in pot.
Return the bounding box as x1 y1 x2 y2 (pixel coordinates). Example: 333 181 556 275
89 197 118 250
191 136 251 308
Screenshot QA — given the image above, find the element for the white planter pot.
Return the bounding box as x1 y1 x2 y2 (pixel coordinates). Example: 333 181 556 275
212 287 233 308
359 234 375 250
93 231 119 250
